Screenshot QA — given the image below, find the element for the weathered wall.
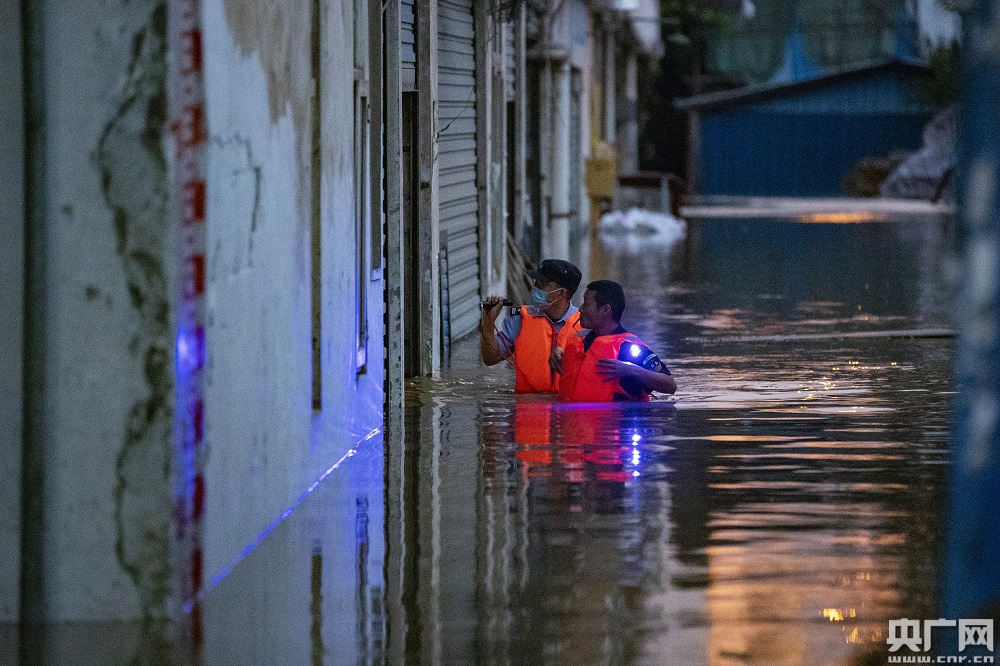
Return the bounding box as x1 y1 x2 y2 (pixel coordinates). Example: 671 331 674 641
0 0 24 626
201 0 312 579
200 0 384 587
11 0 385 632
21 0 173 623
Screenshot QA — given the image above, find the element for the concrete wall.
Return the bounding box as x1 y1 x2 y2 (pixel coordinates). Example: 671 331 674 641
201 0 384 586
18 0 174 624
10 0 386 632
0 0 24 626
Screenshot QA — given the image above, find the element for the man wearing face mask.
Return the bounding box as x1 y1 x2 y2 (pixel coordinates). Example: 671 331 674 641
481 259 584 393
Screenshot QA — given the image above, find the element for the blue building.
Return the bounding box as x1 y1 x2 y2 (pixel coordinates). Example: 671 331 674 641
677 58 938 197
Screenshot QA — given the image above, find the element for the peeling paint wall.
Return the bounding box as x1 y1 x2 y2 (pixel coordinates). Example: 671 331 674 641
94 1 174 626
20 0 173 624
221 0 314 142
0 0 25 626
200 0 384 587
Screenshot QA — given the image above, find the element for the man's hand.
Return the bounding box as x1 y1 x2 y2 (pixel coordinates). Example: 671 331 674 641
480 295 509 366
549 346 564 374
596 358 677 394
595 358 638 381
481 295 506 323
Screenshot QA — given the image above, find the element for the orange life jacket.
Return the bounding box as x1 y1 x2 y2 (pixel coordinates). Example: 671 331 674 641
513 307 583 393
559 331 652 402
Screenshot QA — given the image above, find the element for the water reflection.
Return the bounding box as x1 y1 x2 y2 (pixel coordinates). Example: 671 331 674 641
396 214 954 664
188 428 386 666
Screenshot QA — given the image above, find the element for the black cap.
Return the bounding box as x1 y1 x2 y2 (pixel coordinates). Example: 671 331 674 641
527 259 583 295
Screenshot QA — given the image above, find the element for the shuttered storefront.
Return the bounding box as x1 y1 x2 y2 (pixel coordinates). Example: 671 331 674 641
438 0 480 340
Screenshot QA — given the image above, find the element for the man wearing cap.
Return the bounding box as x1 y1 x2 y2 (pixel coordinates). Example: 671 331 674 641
481 259 584 393
557 279 676 402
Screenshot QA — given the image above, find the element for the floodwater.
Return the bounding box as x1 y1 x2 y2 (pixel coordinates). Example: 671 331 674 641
392 213 957 665
67 211 955 665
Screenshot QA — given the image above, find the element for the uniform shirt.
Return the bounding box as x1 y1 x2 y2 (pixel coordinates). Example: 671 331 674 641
582 324 671 399
495 304 580 357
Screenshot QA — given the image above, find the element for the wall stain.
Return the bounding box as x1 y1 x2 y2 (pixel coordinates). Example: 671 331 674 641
92 0 174 647
221 0 314 253
220 0 312 139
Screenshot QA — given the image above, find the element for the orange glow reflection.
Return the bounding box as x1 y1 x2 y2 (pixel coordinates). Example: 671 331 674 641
799 212 889 224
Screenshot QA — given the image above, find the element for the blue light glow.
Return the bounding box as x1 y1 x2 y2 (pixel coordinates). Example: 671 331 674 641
630 344 642 358
181 426 382 613
176 327 205 376
632 448 640 466
632 433 641 443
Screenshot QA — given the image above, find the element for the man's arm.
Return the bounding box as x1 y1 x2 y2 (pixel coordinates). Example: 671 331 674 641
480 296 511 366
595 358 677 394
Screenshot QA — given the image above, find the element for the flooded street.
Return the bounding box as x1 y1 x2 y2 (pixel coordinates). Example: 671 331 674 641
397 213 956 665
183 212 956 666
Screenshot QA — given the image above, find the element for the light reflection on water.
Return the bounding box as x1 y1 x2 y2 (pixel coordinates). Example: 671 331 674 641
400 215 954 665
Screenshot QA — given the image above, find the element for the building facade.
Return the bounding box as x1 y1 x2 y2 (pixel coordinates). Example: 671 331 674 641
2 0 656 654
679 60 939 197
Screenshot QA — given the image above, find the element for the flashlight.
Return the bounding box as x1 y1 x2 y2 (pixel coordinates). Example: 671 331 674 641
480 299 515 308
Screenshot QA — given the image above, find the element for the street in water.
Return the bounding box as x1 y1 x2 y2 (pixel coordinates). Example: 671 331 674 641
190 207 956 665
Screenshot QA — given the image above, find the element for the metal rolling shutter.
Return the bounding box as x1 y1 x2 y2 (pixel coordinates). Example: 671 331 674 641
438 0 480 340
401 0 416 88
